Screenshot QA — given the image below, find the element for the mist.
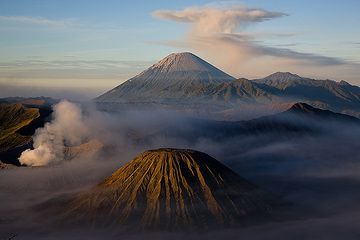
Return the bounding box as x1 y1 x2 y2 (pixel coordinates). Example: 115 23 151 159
1 101 360 239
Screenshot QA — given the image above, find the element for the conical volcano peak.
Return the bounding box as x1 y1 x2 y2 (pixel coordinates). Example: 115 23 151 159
148 52 233 75
67 148 271 229
154 52 196 64
150 52 209 72
145 147 199 155
96 52 235 101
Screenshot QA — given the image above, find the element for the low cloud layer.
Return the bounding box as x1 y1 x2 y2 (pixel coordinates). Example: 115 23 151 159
2 102 360 239
153 5 359 82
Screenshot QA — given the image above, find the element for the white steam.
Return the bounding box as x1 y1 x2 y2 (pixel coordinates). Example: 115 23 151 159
19 100 90 166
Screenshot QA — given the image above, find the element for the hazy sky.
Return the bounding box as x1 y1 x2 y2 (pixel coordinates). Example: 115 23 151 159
0 0 359 99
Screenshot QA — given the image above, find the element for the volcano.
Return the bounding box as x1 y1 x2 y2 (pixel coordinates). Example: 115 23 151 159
67 148 271 229
95 52 360 119
96 52 235 102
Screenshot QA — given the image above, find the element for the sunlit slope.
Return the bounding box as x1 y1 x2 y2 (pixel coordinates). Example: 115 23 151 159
0 103 40 152
68 148 271 229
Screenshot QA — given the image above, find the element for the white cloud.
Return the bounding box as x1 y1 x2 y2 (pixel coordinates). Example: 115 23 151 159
153 6 286 34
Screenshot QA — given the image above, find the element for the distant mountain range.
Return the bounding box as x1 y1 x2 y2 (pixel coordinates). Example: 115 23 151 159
96 52 360 119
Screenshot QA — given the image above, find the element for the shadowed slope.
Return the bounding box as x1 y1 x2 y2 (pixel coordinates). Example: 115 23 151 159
67 149 271 229
282 102 360 122
0 102 53 165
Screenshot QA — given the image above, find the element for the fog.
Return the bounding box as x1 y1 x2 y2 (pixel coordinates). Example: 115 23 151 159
1 101 360 239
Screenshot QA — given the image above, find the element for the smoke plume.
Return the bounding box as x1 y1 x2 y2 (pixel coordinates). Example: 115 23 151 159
19 101 90 166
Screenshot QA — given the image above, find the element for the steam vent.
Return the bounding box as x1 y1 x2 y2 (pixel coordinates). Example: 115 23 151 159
67 148 271 230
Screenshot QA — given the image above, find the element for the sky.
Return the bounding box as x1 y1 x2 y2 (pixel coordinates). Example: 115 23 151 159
0 0 359 100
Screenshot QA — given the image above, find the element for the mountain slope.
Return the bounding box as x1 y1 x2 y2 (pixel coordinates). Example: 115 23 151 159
209 78 278 102
284 102 360 122
0 103 40 153
67 148 271 229
96 52 235 102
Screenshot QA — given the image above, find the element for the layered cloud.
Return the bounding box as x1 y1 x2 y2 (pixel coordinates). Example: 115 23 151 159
0 58 153 100
153 5 358 81
0 59 151 70
0 15 75 27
